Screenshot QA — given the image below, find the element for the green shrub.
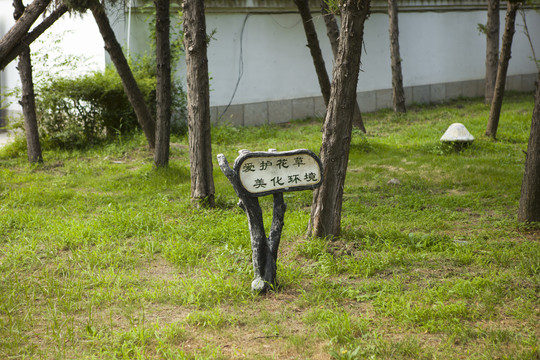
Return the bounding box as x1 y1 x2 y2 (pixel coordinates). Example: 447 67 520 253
35 58 187 149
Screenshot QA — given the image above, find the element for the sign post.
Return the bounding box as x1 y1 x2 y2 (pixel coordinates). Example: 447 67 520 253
217 149 322 293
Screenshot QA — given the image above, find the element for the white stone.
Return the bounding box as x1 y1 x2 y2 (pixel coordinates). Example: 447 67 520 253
440 123 474 143
251 277 266 293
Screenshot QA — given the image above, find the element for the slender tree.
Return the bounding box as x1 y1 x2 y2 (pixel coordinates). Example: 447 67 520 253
154 0 171 167
308 0 371 238
519 8 540 73
320 0 339 59
86 0 157 149
518 73 540 222
0 0 52 66
0 3 68 71
485 0 520 139
17 52 43 163
388 0 406 113
183 0 215 207
485 0 500 104
14 0 43 163
294 0 331 107
319 0 366 132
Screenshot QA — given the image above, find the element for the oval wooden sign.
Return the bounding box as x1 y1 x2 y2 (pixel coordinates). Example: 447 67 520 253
233 149 323 197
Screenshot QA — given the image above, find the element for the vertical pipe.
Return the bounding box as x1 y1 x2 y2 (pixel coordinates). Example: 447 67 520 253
127 0 132 56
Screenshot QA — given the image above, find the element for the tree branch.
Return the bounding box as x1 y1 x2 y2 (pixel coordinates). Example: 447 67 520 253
0 4 68 71
0 0 52 68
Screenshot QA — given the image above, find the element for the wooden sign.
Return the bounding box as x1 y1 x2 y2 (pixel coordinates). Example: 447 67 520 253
233 149 323 197
218 149 324 293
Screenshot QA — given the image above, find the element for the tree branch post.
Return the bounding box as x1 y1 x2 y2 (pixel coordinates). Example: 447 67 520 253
219 149 321 292
217 151 286 293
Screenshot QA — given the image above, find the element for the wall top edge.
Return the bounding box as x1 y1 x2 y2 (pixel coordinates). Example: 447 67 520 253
131 0 506 13
206 0 492 11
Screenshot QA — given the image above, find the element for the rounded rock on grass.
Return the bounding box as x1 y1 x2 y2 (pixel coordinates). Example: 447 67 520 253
440 123 474 143
440 123 474 150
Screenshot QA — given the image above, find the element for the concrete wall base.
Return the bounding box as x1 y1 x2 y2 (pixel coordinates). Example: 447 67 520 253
211 73 538 126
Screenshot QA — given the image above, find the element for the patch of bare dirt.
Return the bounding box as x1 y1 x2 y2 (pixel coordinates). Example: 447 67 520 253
170 143 188 151
518 228 540 242
137 256 180 282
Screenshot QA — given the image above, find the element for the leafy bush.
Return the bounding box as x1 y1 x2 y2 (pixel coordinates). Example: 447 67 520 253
34 56 187 149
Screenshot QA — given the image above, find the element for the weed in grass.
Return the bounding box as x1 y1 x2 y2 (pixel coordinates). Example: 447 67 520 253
303 307 370 345
185 308 236 329
165 270 253 309
350 128 373 153
286 333 309 354
373 290 477 334
517 242 540 277
0 134 28 159
430 140 474 155
329 345 363 360
296 237 328 260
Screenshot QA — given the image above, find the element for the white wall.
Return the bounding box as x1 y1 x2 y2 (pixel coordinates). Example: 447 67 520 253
206 13 334 105
201 9 540 106
398 10 539 86
137 7 537 108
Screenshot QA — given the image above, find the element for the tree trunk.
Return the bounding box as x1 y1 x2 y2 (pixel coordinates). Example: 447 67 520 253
18 48 43 163
89 0 156 149
183 0 215 207
518 73 540 222
308 0 371 238
319 0 366 132
485 0 500 105
0 4 67 71
294 0 331 105
153 0 171 167
320 0 339 59
485 1 519 140
388 0 406 113
0 0 51 66
14 0 42 163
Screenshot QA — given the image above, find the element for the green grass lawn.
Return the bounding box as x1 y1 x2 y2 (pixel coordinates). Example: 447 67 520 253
1 93 539 359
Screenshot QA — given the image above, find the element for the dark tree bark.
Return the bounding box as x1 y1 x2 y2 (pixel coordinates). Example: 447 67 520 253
89 0 156 149
0 4 68 71
217 153 286 293
485 0 500 105
319 0 366 132
388 0 406 113
320 0 339 59
0 0 51 66
518 73 540 222
485 1 520 140
14 0 42 163
308 0 371 238
294 0 331 106
17 49 42 163
183 0 215 207
153 0 171 167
